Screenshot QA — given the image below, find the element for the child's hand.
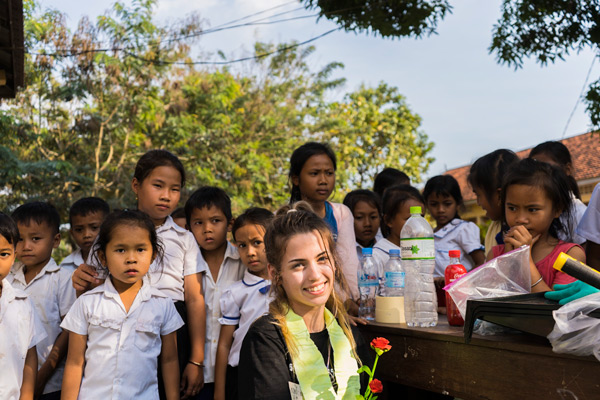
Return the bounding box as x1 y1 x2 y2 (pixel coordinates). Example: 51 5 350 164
503 226 540 251
72 264 103 296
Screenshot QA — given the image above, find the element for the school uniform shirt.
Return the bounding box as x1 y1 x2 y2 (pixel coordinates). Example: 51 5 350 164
577 183 600 244
60 277 184 399
85 216 202 302
330 202 360 300
559 192 587 244
199 241 245 383
7 259 76 394
433 219 483 277
0 279 46 400
218 270 272 367
59 248 84 271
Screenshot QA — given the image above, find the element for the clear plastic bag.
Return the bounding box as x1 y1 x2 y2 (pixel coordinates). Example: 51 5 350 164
445 245 532 319
547 292 600 361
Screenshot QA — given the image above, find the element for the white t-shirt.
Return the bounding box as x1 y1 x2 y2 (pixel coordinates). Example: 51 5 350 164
59 248 84 272
7 259 76 394
61 278 184 399
218 270 272 367
199 241 244 383
576 184 600 243
433 218 483 277
85 216 202 302
0 279 46 400
559 193 587 244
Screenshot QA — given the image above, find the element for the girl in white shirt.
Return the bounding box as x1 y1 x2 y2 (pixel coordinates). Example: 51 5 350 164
214 207 274 400
62 210 183 400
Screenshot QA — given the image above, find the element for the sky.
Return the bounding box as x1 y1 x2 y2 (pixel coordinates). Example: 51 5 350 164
40 0 600 180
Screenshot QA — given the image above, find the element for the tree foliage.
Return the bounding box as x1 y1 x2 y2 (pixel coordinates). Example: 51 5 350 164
0 0 434 219
301 0 452 38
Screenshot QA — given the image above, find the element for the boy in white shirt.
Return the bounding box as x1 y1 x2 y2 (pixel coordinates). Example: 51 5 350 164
59 197 109 271
185 187 245 399
9 202 76 400
0 212 46 400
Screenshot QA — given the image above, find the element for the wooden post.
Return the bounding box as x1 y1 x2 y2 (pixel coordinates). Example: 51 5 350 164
0 70 6 86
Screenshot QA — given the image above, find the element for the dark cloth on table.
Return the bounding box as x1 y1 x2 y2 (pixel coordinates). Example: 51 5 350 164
238 314 372 400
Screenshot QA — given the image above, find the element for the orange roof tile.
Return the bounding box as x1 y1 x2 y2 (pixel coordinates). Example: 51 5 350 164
445 131 600 202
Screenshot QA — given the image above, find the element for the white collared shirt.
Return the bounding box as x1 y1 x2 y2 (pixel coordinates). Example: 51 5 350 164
7 259 76 394
433 218 484 277
0 279 46 400
578 184 600 243
59 248 85 271
85 216 202 302
61 277 184 399
373 238 401 280
218 270 272 367
560 192 587 244
199 241 244 382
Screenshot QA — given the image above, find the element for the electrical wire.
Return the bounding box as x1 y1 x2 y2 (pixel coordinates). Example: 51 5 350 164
562 52 598 137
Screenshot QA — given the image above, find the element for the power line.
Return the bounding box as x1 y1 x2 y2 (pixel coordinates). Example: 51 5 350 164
562 52 597 137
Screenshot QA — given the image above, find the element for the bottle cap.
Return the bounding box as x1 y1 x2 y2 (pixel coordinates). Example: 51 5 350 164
362 247 373 255
409 206 422 214
389 249 400 256
449 250 460 258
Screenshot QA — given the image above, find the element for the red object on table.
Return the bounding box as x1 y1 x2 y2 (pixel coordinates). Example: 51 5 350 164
445 250 467 326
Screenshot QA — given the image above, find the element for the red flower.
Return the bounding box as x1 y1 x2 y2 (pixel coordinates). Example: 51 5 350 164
370 337 391 352
369 379 383 393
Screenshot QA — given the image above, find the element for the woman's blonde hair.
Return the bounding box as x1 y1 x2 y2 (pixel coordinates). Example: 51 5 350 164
265 201 359 362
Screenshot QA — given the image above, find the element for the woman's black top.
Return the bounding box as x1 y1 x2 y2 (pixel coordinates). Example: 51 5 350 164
238 315 372 400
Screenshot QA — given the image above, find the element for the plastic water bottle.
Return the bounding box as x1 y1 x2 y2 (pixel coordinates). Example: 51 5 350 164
384 249 405 297
401 206 438 327
358 248 378 320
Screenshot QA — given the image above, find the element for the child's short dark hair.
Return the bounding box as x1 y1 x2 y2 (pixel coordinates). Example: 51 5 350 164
502 158 573 239
0 212 20 247
381 185 424 237
423 175 463 219
69 197 110 225
373 168 410 198
185 186 232 226
343 190 381 215
467 149 519 203
12 202 60 235
529 141 581 199
93 209 163 271
171 207 186 220
134 149 186 187
232 207 274 241
289 142 337 203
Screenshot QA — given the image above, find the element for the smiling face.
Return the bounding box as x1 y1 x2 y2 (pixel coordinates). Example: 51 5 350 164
292 154 335 205
0 235 16 282
70 211 106 259
504 184 560 239
188 205 231 253
16 221 60 272
234 223 268 277
352 200 380 247
276 231 334 317
132 165 182 226
426 193 458 228
99 224 154 292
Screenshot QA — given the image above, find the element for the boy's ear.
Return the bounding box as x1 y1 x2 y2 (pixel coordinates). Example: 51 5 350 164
53 233 61 249
227 218 234 232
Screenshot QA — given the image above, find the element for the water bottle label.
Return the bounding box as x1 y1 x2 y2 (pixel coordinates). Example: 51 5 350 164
400 238 435 260
359 275 378 287
385 271 405 288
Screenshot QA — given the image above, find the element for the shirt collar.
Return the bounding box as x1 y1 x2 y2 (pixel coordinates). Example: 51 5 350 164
224 241 240 262
241 269 268 287
0 279 28 321
157 215 188 235
10 258 59 285
62 248 84 266
101 275 153 303
434 218 463 239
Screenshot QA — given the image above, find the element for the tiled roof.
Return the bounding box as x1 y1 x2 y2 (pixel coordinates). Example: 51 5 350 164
445 131 600 202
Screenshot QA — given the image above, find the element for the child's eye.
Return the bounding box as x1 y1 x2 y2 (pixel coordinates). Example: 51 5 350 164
172 187 180 192
326 171 335 176
211 219 220 224
73 228 83 233
253 240 263 246
0 251 11 257
237 243 246 249
153 184 162 188
32 237 41 241
137 247 147 253
528 208 539 213
115 248 125 253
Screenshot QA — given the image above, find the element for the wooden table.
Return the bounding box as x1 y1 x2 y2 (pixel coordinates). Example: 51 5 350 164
359 319 600 400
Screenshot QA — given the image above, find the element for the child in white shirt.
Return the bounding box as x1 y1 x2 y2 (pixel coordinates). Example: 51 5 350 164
214 207 274 400
60 197 109 271
9 202 76 399
61 210 183 399
0 212 46 400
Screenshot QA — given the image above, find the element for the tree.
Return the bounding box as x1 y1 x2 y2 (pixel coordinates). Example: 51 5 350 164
300 0 452 38
320 82 433 193
489 0 600 126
